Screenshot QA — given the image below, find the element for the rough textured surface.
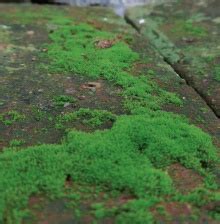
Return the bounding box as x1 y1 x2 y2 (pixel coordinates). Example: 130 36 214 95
126 0 220 118
0 3 220 224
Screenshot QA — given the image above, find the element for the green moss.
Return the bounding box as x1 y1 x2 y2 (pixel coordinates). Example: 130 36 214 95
91 203 108 219
214 65 220 81
116 199 156 223
0 27 11 44
0 110 25 126
172 20 207 38
0 10 219 223
53 95 77 107
91 199 158 223
176 188 220 207
9 139 25 148
56 108 116 129
31 107 48 121
47 24 137 78
0 112 219 222
45 23 181 112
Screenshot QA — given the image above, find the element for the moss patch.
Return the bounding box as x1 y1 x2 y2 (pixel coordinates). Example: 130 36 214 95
56 108 116 129
45 22 181 112
0 112 218 223
0 6 67 25
171 20 207 38
53 95 77 107
0 7 219 224
0 110 25 126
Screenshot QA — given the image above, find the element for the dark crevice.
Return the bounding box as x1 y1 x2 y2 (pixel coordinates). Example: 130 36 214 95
31 0 67 5
170 62 220 119
65 174 72 182
124 14 141 33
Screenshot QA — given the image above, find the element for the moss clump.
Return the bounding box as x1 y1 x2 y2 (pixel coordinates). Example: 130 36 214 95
56 108 116 129
0 11 219 223
46 23 181 112
9 139 25 148
0 112 218 222
115 199 157 223
53 95 77 107
0 110 25 126
47 23 138 78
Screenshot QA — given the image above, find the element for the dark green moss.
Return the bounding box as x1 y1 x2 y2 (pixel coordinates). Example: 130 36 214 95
0 9 219 224
31 107 48 122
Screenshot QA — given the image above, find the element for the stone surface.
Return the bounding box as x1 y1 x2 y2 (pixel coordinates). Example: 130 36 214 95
126 0 220 117
0 3 220 223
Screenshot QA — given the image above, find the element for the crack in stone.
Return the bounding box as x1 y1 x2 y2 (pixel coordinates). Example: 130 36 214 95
124 15 220 119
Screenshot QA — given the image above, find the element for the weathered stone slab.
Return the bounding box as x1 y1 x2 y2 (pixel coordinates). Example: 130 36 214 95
1 3 219 148
126 0 220 117
0 4 220 224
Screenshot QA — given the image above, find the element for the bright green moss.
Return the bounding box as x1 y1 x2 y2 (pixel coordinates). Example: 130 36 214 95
91 199 158 223
0 112 218 222
47 24 138 78
91 203 109 219
0 11 219 223
46 23 181 111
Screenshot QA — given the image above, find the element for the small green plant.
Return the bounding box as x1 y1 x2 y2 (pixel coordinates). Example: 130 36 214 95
32 107 47 121
9 139 25 147
56 108 116 129
91 203 107 219
0 110 25 125
53 95 77 107
76 108 116 127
